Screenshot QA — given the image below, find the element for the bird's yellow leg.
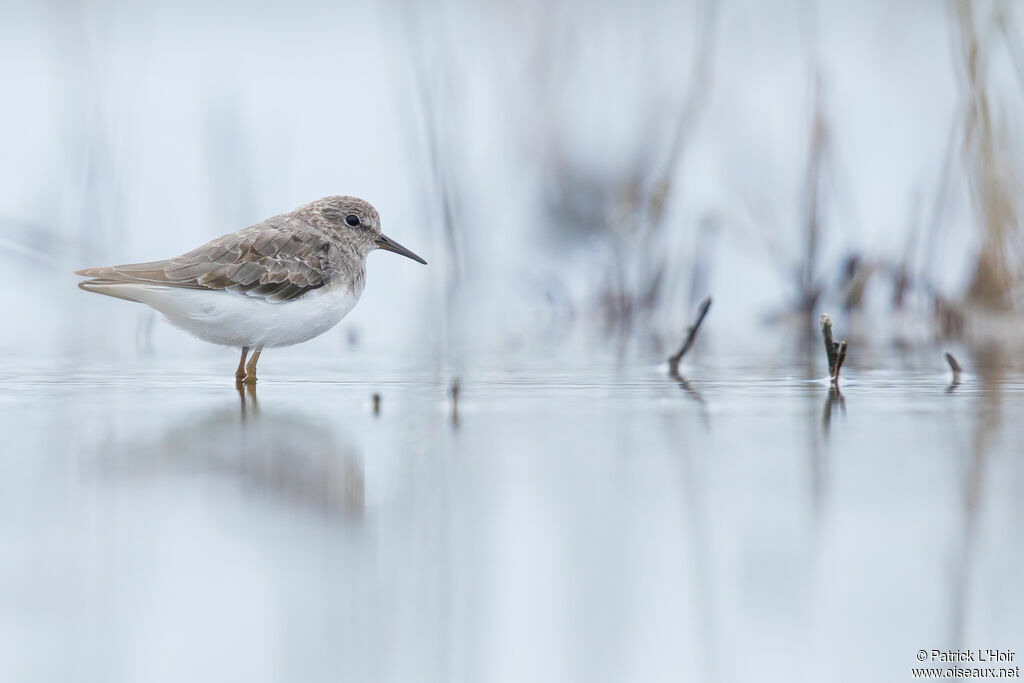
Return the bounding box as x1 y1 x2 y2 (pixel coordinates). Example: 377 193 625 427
244 347 263 384
235 346 250 383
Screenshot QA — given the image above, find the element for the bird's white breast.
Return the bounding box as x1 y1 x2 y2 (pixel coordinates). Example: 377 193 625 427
128 280 364 348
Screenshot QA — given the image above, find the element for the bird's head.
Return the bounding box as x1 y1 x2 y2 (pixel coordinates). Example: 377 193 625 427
316 196 427 264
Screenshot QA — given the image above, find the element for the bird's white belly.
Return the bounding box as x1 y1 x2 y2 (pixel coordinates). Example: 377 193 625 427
133 282 362 348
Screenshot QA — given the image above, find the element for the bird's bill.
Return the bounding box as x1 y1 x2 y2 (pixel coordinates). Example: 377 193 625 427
376 234 427 264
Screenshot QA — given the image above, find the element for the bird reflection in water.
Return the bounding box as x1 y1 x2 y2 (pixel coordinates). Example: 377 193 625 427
95 382 365 519
237 378 260 419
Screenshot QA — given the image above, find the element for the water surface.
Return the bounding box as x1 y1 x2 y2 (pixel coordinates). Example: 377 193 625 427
1 344 1022 682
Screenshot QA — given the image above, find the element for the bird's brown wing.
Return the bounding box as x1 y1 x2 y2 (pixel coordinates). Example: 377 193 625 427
76 219 330 303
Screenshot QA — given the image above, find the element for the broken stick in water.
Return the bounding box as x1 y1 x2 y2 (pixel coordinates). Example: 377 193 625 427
834 340 848 384
668 296 712 376
944 352 962 384
819 314 848 386
449 379 461 427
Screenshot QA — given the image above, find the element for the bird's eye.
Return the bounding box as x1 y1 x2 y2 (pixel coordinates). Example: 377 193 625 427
345 214 361 228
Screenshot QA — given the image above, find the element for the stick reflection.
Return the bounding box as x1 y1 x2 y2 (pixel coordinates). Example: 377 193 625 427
822 386 845 435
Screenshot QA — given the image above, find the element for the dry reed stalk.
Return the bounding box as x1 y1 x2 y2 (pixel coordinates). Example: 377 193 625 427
953 0 1022 310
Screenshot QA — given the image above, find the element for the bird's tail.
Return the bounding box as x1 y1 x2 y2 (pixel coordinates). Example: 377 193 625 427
76 277 149 303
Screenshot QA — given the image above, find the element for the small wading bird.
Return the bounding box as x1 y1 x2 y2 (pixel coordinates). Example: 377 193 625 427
76 196 426 383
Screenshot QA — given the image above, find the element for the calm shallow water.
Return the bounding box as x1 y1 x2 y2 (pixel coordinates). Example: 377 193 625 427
1 343 1022 682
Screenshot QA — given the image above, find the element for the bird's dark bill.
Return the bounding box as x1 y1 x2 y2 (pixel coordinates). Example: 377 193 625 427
377 235 427 264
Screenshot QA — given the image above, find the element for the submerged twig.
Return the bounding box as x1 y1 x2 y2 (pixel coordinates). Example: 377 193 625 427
945 352 963 385
668 296 712 376
449 379 460 427
819 314 848 386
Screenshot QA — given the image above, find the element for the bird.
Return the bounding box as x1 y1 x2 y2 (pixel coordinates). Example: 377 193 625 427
76 196 426 383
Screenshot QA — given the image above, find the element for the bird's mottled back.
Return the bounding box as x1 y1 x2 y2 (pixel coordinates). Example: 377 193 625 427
76 196 387 303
